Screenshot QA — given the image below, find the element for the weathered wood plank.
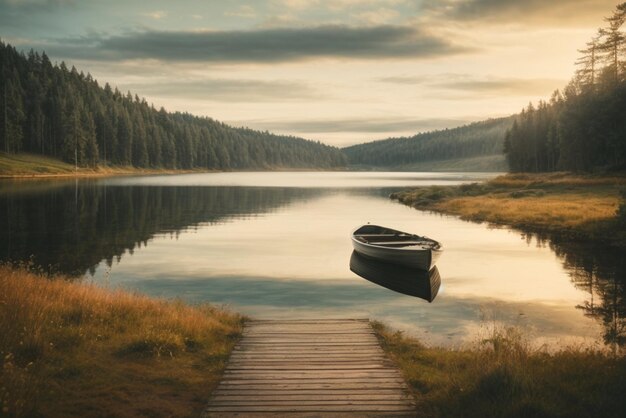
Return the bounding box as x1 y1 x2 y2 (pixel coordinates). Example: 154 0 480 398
232 347 382 353
245 325 372 331
218 378 407 386
228 354 388 360
212 389 406 396
210 394 413 402
225 364 394 369
224 371 401 376
223 369 402 375
205 405 416 412
219 377 405 384
204 413 415 418
208 400 414 407
225 363 393 370
236 342 380 346
244 329 374 334
227 359 390 364
225 358 392 364
239 335 378 340
248 320 370 323
203 319 415 418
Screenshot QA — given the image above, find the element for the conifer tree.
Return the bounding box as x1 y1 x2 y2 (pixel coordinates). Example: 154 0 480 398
0 41 346 170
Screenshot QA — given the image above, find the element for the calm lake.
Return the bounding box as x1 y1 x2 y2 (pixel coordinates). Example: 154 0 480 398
1 172 623 350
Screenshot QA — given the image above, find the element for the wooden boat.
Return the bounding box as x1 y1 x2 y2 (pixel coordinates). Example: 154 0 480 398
351 224 442 270
350 251 441 302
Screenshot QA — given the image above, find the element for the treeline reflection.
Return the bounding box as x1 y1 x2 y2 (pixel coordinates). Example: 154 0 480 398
0 181 323 276
525 232 625 352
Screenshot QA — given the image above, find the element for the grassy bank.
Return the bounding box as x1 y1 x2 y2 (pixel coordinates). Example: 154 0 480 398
0 153 210 178
373 321 626 418
391 172 626 248
0 265 243 418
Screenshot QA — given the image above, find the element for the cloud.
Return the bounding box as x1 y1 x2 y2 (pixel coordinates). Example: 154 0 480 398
0 0 75 28
39 25 470 62
379 74 564 96
143 10 167 20
1 0 73 6
377 75 426 84
275 0 407 12
119 78 325 102
233 116 472 134
434 78 563 95
423 0 617 26
355 7 400 25
274 0 319 10
225 5 256 19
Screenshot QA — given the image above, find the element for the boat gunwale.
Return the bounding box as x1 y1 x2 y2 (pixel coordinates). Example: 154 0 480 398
351 224 443 253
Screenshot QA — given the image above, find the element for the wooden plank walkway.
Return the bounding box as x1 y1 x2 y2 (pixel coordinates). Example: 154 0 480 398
203 319 416 417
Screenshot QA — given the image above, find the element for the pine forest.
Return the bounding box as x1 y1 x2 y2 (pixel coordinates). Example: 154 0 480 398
0 42 347 170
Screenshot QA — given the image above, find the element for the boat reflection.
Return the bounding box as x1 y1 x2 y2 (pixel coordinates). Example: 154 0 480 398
349 251 442 302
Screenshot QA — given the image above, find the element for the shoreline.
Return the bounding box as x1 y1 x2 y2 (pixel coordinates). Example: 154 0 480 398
0 152 347 180
0 167 215 180
0 264 243 418
372 321 626 417
1 266 624 417
390 172 626 250
0 152 213 179
0 167 348 180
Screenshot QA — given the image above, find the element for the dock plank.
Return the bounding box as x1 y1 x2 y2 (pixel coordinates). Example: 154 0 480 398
203 319 415 418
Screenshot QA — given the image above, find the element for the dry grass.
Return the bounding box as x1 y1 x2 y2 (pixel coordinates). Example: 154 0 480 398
391 172 626 247
372 321 626 418
489 172 626 187
439 194 619 228
0 264 243 418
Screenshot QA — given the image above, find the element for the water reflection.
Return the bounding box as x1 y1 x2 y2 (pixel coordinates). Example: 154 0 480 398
0 181 325 276
0 172 623 351
349 251 441 302
100 171 499 188
535 233 626 353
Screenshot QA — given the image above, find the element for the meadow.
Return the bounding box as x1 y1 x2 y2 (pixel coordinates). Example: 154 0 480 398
373 321 626 418
391 172 626 248
0 153 206 178
0 264 243 418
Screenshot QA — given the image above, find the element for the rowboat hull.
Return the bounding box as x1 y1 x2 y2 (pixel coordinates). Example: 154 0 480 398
351 224 442 270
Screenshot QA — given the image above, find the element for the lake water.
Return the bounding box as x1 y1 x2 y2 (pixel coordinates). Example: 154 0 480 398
1 172 623 351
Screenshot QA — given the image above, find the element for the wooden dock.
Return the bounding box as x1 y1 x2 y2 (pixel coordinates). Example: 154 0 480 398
203 319 416 417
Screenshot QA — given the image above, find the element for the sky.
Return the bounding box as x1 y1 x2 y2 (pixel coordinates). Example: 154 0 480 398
0 0 619 146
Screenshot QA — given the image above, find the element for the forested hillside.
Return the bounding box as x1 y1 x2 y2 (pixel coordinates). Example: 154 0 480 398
0 42 346 170
343 117 513 169
505 3 626 172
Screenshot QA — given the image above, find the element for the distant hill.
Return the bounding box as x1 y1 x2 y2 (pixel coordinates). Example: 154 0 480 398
0 41 346 171
343 117 514 171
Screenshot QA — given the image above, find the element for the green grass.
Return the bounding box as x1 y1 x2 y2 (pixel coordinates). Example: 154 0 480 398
0 153 212 178
0 264 243 418
0 153 78 176
372 321 626 418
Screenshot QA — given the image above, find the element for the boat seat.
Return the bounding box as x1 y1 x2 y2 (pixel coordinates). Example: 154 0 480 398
355 234 398 238
370 241 431 246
